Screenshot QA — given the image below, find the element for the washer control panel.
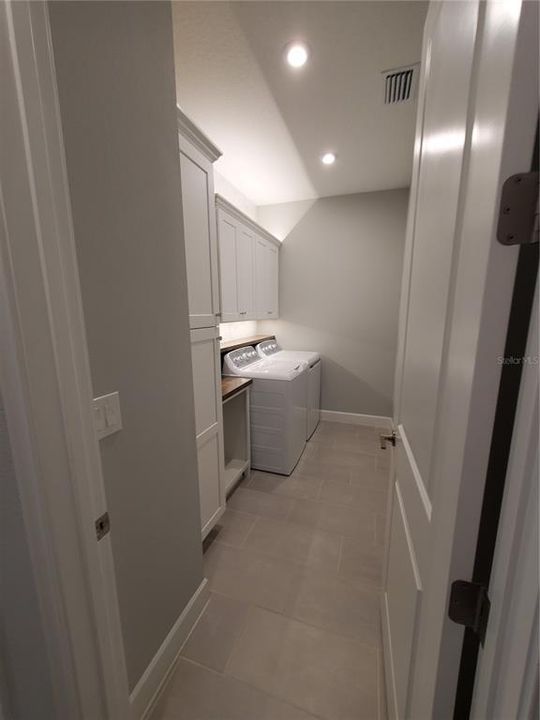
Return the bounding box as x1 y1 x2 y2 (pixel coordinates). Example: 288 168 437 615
227 346 259 369
258 340 281 356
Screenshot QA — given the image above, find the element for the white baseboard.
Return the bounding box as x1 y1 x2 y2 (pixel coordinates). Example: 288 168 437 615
320 410 393 430
380 592 398 720
131 578 209 720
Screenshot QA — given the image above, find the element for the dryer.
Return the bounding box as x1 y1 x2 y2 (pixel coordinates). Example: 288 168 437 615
256 339 321 439
223 346 307 475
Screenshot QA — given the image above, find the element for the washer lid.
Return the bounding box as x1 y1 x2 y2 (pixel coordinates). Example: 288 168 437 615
272 349 320 364
256 341 319 365
223 347 305 380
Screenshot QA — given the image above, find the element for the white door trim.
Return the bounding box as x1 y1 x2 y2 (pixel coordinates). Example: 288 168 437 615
392 3 437 424
0 2 129 717
472 283 538 718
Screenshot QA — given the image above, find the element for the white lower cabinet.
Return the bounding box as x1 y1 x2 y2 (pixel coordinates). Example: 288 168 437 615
190 326 225 538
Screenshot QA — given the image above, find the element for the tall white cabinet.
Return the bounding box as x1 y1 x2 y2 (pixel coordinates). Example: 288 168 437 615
178 109 225 538
216 196 279 322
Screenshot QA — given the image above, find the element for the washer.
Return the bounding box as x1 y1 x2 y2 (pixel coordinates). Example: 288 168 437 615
256 339 321 439
223 346 307 475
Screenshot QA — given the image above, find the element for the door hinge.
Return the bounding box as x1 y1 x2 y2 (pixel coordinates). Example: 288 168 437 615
95 512 110 541
448 580 491 645
497 171 539 246
379 431 397 450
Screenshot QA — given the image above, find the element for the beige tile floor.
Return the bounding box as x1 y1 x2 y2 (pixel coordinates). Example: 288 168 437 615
153 421 391 720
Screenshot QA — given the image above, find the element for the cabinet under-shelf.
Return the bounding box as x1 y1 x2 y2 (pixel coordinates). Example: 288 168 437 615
221 377 251 495
223 458 249 495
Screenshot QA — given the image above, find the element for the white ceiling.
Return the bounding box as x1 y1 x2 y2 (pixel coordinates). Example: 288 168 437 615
172 1 427 207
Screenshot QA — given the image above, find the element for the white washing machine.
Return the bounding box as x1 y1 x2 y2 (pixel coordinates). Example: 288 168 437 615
223 346 307 475
256 339 321 440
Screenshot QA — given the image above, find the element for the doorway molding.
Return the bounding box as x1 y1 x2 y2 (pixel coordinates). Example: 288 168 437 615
0 2 130 717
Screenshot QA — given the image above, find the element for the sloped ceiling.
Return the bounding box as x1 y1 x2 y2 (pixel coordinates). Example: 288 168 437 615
172 1 427 206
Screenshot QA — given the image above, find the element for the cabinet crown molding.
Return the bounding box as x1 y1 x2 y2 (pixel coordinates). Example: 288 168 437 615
177 106 222 163
215 194 281 248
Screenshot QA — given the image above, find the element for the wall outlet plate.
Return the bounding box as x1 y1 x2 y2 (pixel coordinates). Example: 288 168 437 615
93 391 122 439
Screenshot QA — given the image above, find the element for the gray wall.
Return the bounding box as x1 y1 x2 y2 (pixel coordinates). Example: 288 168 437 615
259 190 408 417
48 1 204 689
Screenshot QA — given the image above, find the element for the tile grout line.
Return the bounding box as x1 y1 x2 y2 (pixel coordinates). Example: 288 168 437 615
179 654 331 720
337 533 345 576
221 599 253 679
377 646 382 720
239 513 259 549
205 589 383 653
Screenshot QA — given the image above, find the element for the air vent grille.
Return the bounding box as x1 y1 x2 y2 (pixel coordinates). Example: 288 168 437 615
383 65 417 104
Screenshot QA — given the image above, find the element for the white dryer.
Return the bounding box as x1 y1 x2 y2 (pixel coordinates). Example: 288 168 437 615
256 339 321 439
223 346 307 475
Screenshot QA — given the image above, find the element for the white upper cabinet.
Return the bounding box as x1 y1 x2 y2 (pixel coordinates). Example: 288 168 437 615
236 223 255 319
217 209 238 321
216 196 279 322
254 236 279 319
266 241 279 319
177 110 222 329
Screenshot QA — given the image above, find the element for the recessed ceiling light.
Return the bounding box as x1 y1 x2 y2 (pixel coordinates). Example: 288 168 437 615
321 152 336 166
286 42 309 69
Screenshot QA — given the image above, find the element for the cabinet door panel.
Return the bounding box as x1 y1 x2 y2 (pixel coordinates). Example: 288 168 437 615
196 431 222 534
236 224 254 318
267 243 279 319
218 211 239 321
255 236 279 319
254 236 268 319
180 152 218 328
191 332 218 435
190 327 225 537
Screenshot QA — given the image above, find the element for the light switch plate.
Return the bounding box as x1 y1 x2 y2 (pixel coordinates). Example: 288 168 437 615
93 391 122 439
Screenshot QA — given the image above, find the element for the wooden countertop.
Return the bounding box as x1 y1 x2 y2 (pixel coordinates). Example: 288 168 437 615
221 376 252 401
220 334 275 354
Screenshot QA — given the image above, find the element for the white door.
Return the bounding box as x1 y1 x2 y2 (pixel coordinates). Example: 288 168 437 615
217 209 239 322
382 2 537 718
236 223 255 319
179 141 220 329
190 327 225 537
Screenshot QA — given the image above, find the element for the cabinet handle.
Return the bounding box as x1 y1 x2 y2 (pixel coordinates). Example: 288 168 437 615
240 311 247 315
267 311 272 314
